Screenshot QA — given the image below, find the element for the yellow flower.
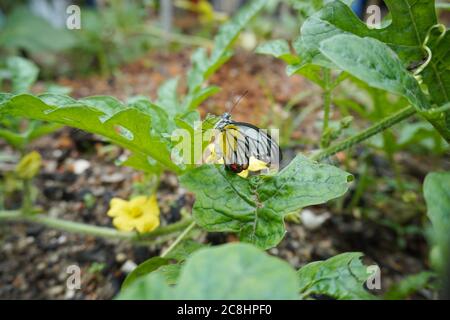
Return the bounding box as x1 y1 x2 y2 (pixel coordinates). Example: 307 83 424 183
237 157 269 178
16 151 42 179
107 195 160 233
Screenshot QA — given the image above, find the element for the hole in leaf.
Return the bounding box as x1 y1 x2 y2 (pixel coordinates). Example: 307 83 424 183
114 125 134 141
353 0 391 30
347 175 355 183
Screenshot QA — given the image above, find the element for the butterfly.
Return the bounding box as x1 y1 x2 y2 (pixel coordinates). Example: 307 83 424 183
212 112 282 174
205 92 282 175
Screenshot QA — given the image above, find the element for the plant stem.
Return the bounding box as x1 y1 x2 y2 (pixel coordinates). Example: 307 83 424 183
311 105 417 161
0 210 193 245
161 221 196 258
320 69 332 148
22 179 33 214
142 25 214 48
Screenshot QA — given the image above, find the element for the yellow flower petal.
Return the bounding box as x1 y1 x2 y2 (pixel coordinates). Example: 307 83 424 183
107 198 129 217
130 196 148 207
107 195 161 234
135 214 159 233
142 195 160 217
238 170 249 178
112 215 135 232
248 157 268 172
107 208 122 217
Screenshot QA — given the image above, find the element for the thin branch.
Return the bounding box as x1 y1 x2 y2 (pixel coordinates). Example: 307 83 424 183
311 105 417 161
0 210 193 246
160 221 197 258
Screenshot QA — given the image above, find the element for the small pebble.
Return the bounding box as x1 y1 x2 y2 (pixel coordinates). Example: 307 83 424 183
121 260 137 274
115 253 127 263
301 209 330 230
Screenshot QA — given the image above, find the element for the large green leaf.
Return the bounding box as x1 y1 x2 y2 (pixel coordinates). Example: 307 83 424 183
319 35 430 110
297 252 376 300
0 94 179 173
164 239 208 262
121 257 170 290
291 0 450 139
117 272 173 300
423 172 450 270
180 155 352 249
117 243 299 300
122 240 207 289
296 0 437 68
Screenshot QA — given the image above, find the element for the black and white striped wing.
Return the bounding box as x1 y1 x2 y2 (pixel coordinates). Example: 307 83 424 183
218 122 281 168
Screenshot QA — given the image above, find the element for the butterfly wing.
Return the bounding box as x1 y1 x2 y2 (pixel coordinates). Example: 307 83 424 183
217 122 281 168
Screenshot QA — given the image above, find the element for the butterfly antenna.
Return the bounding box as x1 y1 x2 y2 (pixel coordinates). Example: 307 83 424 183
228 90 249 114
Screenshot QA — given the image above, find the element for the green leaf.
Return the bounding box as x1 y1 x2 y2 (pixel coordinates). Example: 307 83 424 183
117 153 161 174
116 272 173 300
297 252 376 300
117 243 299 300
5 56 39 93
0 128 25 149
180 155 352 249
121 257 170 290
0 94 180 173
121 240 206 289
0 7 77 53
164 240 208 262
127 95 176 135
157 264 182 285
384 271 435 300
183 0 266 107
296 0 437 68
289 0 450 140
319 35 430 110
423 171 450 270
183 86 221 112
255 40 300 64
286 63 325 87
156 78 180 117
26 122 62 142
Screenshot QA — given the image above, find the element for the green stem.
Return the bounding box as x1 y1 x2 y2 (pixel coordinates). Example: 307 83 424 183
320 69 332 148
141 25 214 48
160 221 196 258
0 210 193 245
22 179 33 214
311 105 417 161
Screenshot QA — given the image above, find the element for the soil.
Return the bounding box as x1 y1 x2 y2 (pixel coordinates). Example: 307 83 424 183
0 50 437 300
